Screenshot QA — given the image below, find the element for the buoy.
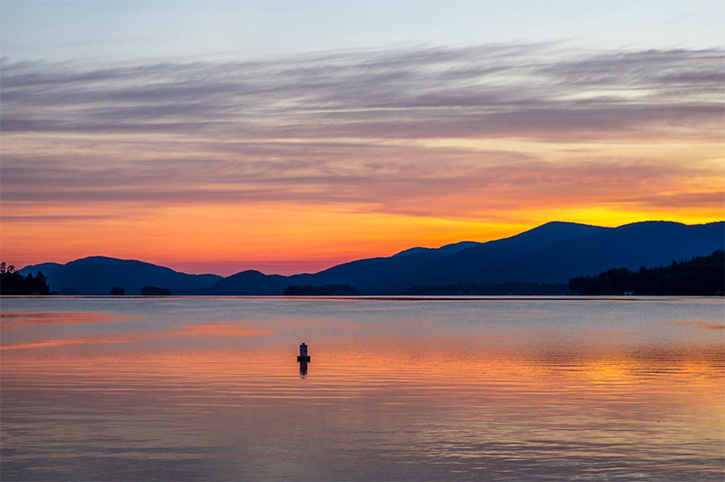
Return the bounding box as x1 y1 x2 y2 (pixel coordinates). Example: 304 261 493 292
297 342 311 362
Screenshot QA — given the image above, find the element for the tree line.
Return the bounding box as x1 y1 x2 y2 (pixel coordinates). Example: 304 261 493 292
0 262 50 295
110 286 173 295
569 250 724 295
404 282 567 295
284 284 361 296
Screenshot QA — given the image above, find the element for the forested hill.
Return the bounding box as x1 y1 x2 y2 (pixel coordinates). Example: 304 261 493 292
195 220 725 294
18 257 221 295
14 220 725 295
569 250 724 295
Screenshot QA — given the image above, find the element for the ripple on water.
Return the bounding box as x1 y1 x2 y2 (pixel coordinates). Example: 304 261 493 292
1 297 724 481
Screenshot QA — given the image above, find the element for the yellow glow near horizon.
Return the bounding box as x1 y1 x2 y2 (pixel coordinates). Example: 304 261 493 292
2 196 723 274
2 44 724 274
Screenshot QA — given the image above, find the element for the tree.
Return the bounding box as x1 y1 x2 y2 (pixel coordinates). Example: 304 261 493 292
569 250 724 295
141 286 172 296
110 286 126 295
283 284 361 296
0 263 50 295
28 271 50 295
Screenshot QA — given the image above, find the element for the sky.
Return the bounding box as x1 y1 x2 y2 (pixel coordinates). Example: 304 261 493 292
1 0 724 275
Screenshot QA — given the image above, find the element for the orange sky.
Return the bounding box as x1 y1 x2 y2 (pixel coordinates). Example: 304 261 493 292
1 45 723 275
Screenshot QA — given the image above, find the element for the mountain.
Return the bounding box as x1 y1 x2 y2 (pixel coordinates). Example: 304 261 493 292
393 241 481 258
197 220 724 294
198 270 287 295
19 256 221 295
16 220 725 295
392 221 612 286
480 221 725 284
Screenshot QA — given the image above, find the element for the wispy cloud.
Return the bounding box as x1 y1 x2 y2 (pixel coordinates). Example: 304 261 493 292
0 150 696 219
1 44 723 270
2 44 722 139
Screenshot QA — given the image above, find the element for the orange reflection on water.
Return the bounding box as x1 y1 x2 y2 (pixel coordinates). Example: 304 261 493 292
3 299 724 481
4 333 721 395
178 324 274 337
0 338 133 351
1 329 275 351
0 311 137 329
1 313 275 351
669 319 725 331
2 322 723 480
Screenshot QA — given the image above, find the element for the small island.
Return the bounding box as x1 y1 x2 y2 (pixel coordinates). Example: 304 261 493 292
141 286 173 296
283 284 361 296
0 262 50 295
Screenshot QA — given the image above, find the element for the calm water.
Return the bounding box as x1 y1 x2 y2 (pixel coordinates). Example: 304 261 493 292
1 297 723 481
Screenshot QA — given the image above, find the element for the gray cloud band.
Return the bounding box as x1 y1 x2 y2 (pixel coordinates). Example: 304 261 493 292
1 44 722 215
2 44 722 138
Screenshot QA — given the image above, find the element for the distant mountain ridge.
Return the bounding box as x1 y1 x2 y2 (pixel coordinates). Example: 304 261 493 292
19 256 221 295
17 220 725 295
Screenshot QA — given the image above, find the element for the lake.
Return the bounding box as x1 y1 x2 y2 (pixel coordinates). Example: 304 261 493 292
1 297 723 481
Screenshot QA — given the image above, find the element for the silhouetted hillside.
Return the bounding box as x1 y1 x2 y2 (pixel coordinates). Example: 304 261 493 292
196 270 287 295
141 286 173 296
191 220 724 295
296 222 612 292
569 250 724 295
393 241 481 258
18 221 725 295
1 262 50 295
404 282 567 296
18 256 220 295
433 221 725 285
284 284 361 296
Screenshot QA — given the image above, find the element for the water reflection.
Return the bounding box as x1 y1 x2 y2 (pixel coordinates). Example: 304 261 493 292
0 311 135 328
1 298 723 481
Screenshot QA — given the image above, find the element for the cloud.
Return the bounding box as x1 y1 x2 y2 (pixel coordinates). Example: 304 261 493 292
617 191 725 209
2 44 722 140
1 44 723 220
0 150 699 220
